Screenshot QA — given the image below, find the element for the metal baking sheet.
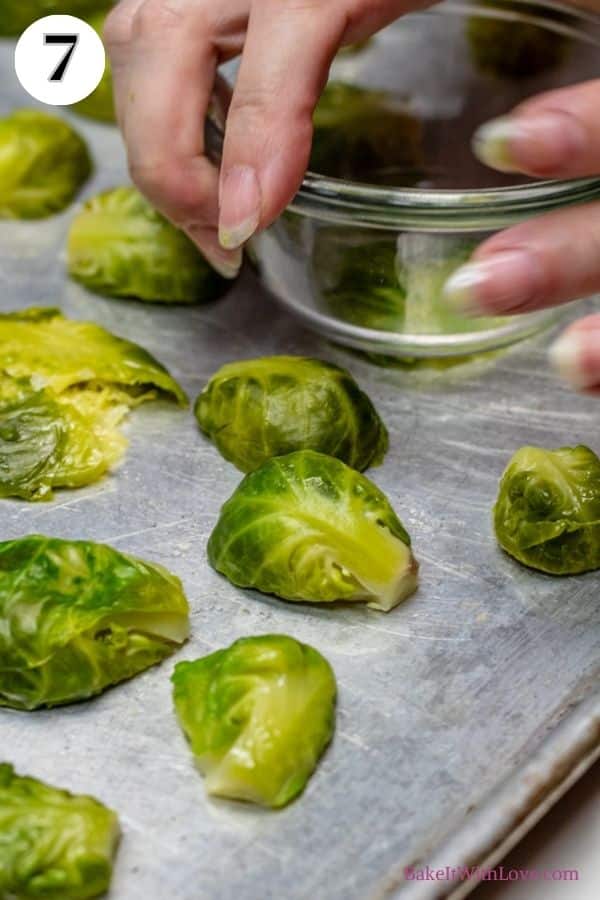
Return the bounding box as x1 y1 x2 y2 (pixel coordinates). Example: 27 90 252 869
1 42 599 900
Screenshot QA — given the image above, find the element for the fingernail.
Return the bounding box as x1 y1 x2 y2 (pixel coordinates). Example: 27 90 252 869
218 165 261 250
186 225 242 279
443 250 542 317
473 117 520 173
204 246 242 280
548 332 599 390
473 111 586 175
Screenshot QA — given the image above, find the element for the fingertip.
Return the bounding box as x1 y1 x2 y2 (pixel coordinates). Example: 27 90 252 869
549 325 600 391
473 110 587 178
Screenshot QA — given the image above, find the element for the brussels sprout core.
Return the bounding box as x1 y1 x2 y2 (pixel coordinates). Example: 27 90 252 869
172 635 336 808
208 449 419 610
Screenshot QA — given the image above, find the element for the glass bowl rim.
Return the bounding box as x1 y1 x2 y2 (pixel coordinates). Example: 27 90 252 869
289 0 600 229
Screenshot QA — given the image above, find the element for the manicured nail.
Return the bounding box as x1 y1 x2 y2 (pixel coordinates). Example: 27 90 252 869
218 165 261 250
443 250 542 317
203 246 242 280
549 332 599 390
186 225 242 279
472 117 520 173
473 111 586 176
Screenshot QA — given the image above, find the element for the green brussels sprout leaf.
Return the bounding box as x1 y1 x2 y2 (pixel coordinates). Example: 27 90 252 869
172 635 336 808
0 535 190 709
494 445 600 575
208 450 419 610
68 187 228 303
195 356 388 473
0 110 91 219
0 762 119 900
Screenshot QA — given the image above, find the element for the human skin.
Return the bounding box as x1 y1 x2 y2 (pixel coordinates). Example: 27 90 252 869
105 0 600 391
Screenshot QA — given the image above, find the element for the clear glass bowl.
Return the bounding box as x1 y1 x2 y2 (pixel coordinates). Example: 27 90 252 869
250 0 600 359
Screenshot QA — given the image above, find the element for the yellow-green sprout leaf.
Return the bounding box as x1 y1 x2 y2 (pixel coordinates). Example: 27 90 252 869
73 9 116 124
0 380 129 501
172 635 336 808
494 445 600 575
208 450 419 610
310 82 423 186
0 1 103 36
0 535 190 710
195 356 388 473
0 110 91 219
68 187 228 303
0 307 187 404
0 763 119 900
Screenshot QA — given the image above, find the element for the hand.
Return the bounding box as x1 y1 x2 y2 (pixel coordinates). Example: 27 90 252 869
105 0 424 280
443 79 600 393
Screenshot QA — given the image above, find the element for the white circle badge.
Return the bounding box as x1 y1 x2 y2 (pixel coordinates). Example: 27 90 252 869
15 15 106 106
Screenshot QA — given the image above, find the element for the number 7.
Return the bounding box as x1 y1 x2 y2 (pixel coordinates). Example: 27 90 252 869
44 34 79 82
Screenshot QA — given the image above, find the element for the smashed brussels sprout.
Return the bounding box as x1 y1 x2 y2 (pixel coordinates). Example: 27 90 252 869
172 635 336 807
0 381 129 501
467 2 572 79
68 187 227 303
195 356 388 473
73 9 116 123
0 763 119 900
208 450 419 610
0 306 186 402
494 445 600 575
310 82 423 186
0 535 190 709
0 308 185 499
0 110 91 219
0 1 103 36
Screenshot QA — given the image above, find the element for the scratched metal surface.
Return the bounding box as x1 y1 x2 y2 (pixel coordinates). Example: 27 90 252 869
1 43 600 900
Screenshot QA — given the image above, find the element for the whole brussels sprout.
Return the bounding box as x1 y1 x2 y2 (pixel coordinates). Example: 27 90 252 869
195 356 388 473
0 110 91 219
73 8 116 123
0 0 104 36
0 380 128 501
208 450 419 610
172 635 336 808
67 187 228 303
310 82 423 186
0 307 187 404
0 535 190 709
494 445 600 575
467 2 572 79
0 763 119 900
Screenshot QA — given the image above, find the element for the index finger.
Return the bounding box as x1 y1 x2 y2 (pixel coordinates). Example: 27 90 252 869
105 0 241 276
